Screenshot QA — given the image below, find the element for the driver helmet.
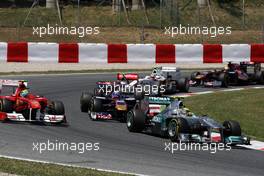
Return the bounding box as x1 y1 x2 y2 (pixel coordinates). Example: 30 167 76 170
184 107 193 116
20 89 29 97
150 69 157 78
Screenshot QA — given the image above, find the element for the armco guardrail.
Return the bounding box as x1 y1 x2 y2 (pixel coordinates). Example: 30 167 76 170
0 43 263 63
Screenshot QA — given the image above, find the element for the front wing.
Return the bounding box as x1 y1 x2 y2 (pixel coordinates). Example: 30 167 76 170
0 112 65 123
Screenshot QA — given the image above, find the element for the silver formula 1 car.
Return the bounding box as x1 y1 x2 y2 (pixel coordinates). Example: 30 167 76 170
127 96 250 145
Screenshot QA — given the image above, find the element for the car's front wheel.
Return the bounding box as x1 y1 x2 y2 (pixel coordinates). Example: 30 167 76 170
168 119 179 142
90 98 102 112
126 108 145 132
52 101 65 115
0 99 13 113
223 120 241 137
80 92 93 112
168 118 189 142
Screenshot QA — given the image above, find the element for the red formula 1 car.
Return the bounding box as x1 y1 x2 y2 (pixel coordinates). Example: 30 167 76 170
0 80 66 124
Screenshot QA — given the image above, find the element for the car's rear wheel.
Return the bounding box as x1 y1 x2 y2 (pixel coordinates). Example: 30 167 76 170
177 78 190 92
0 99 13 113
256 71 264 84
80 92 93 112
52 101 65 115
126 108 145 132
223 120 241 136
165 82 176 94
219 73 229 87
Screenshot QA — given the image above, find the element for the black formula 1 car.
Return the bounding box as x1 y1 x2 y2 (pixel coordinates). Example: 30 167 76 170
190 70 229 87
80 80 141 122
126 96 250 145
225 62 264 85
190 62 264 87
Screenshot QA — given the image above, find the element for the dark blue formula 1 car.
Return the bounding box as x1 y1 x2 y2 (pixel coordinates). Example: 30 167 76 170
80 79 140 122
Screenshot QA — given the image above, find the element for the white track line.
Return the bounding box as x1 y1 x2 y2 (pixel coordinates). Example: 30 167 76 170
239 141 264 151
194 91 215 95
221 88 244 92
0 154 149 176
177 85 264 98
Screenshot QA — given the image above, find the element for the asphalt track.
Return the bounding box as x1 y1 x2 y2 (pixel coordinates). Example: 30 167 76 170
0 73 264 176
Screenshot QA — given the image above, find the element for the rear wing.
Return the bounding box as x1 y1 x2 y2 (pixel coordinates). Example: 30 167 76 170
153 67 180 72
0 80 28 93
161 67 179 72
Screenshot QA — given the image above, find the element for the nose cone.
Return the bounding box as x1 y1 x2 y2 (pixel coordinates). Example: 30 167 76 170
29 100 41 109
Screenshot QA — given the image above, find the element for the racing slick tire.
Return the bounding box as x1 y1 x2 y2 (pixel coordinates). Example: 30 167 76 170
80 92 93 112
218 73 229 88
168 119 179 142
165 82 176 94
52 101 65 115
223 120 241 136
126 108 145 132
91 98 102 112
134 90 144 100
0 99 13 113
168 118 190 142
177 78 190 92
230 73 239 85
256 71 264 84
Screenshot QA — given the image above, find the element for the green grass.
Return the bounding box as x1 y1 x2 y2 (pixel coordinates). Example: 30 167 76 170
0 1 263 43
184 89 264 141
0 1 263 29
0 157 131 176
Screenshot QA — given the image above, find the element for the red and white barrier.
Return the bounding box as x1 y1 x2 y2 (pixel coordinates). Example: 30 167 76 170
0 42 263 63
